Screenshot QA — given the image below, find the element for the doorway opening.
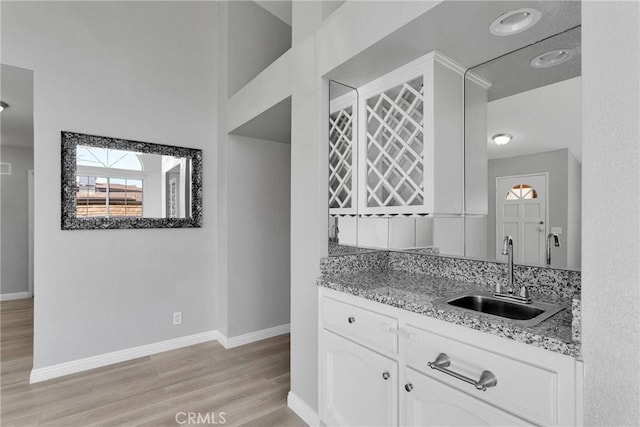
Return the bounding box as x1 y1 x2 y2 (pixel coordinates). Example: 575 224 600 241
1 63 35 301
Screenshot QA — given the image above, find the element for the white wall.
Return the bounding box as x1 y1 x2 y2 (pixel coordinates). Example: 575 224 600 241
227 135 291 337
582 2 640 425
289 37 326 412
1 1 218 369
216 2 230 339
0 146 33 295
228 0 291 97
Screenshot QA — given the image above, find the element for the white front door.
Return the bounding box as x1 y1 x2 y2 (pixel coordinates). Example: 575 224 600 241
496 174 547 264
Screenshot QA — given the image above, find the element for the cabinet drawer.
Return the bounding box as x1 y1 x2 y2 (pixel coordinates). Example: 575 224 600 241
406 325 559 426
322 296 398 354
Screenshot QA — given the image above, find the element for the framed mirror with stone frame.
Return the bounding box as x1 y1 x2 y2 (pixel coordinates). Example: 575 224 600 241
61 131 202 230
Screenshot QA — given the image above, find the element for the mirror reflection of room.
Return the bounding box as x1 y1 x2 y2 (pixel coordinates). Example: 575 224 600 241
466 27 581 269
328 80 360 255
327 7 581 271
75 146 192 219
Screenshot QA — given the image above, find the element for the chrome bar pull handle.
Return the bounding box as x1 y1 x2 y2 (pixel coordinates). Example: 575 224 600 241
427 353 497 392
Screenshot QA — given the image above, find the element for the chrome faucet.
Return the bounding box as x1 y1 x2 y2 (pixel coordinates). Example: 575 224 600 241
501 235 515 294
329 217 339 244
494 235 533 304
546 233 560 265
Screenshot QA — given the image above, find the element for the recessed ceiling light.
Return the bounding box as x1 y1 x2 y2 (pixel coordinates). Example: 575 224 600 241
492 133 512 145
490 8 542 36
0 101 8 112
530 49 575 68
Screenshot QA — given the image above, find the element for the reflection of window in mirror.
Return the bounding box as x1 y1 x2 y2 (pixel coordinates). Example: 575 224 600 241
76 176 143 218
77 146 143 170
76 146 145 218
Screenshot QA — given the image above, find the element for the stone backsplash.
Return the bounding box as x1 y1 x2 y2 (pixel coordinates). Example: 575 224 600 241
322 250 581 300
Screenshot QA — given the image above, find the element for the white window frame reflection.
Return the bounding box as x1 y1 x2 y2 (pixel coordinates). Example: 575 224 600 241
76 175 144 218
77 146 144 171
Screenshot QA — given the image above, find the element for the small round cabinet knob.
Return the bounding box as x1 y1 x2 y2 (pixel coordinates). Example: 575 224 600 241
382 371 390 380
405 383 413 392
347 316 356 324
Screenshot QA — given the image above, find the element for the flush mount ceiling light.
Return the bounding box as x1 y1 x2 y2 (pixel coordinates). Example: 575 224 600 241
490 8 542 36
530 49 576 68
492 133 512 145
0 101 8 112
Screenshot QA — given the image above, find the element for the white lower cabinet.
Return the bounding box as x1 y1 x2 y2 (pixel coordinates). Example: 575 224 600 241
403 367 531 426
319 288 581 427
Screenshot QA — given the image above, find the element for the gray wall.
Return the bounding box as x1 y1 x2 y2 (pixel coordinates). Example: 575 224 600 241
583 2 639 425
2 1 218 369
227 1 291 97
227 135 291 337
487 149 571 266
0 146 33 295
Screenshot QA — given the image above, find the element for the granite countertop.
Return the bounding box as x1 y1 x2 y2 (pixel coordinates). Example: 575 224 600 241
318 270 581 359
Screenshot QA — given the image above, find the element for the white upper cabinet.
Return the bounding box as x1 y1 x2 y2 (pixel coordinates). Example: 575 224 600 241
330 51 489 217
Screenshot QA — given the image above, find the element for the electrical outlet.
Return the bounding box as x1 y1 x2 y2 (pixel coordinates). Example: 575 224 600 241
173 312 182 325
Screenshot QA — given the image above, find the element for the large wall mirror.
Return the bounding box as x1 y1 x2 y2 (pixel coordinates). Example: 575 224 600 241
62 131 202 229
327 1 581 270
465 27 581 269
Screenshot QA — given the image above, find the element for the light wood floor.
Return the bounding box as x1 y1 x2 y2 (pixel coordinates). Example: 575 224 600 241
1 298 307 427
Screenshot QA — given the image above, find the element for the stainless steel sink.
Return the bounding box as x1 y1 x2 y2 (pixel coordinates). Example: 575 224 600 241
433 291 565 327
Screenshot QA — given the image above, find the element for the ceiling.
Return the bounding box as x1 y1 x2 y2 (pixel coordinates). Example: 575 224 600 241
1 64 34 149
325 1 581 87
253 1 292 26
473 26 581 101
230 96 291 144
487 76 582 162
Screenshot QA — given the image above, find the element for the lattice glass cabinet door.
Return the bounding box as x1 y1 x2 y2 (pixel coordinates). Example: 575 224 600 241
328 52 465 221
363 76 424 213
329 94 357 215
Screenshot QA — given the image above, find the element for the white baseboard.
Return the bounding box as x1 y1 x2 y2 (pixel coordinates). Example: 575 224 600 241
0 292 32 301
29 323 292 384
219 323 290 349
287 391 319 427
30 330 218 384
